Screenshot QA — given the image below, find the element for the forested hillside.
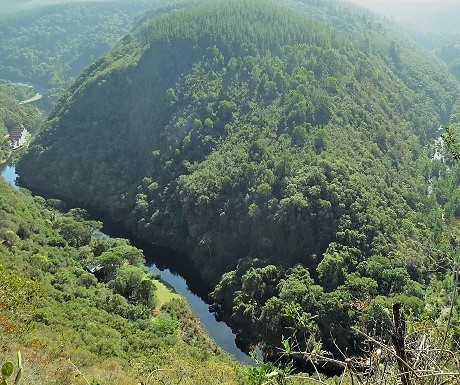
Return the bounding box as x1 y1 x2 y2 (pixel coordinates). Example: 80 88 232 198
407 31 460 81
435 34 460 81
0 179 244 384
0 1 176 164
18 0 460 358
0 0 158 109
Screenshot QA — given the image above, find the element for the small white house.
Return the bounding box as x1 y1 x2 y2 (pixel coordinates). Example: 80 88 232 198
8 123 28 150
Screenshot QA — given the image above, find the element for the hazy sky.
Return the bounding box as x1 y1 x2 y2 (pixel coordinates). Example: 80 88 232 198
351 0 458 7
349 0 460 28
350 1 456 13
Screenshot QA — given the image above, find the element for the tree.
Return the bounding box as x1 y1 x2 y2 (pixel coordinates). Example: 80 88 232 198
316 251 346 291
96 250 124 280
52 216 100 247
108 265 157 307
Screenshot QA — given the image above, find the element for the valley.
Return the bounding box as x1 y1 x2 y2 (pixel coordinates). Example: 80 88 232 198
2 0 460 384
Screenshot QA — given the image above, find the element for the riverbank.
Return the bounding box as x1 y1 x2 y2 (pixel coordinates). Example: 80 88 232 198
1 163 255 364
0 177 247 384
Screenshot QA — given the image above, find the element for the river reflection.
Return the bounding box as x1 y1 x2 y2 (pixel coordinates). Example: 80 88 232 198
0 163 19 189
147 263 255 364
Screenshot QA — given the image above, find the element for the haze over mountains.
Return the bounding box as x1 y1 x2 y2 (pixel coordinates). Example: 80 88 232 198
0 0 133 14
351 0 460 32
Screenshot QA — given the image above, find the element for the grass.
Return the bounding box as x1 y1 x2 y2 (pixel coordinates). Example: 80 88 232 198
153 279 181 308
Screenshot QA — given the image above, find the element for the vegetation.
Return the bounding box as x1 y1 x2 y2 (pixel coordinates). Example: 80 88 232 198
246 302 460 384
407 31 460 81
0 1 164 162
0 0 160 110
0 351 23 385
16 0 460 368
0 179 243 384
434 34 460 81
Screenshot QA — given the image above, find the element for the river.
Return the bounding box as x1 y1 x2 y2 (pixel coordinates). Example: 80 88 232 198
0 163 255 364
0 164 19 190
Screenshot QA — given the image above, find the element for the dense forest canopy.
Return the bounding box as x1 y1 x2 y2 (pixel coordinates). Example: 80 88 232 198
376 1 460 82
0 1 171 166
405 29 460 82
17 0 460 359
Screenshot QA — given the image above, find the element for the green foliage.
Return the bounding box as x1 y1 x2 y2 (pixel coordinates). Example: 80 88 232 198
15 0 460 366
247 351 292 385
1 362 14 379
316 250 346 291
444 125 460 160
0 264 41 334
0 1 158 110
0 179 243 383
433 34 460 80
108 265 158 307
0 351 22 385
53 214 101 247
0 81 42 161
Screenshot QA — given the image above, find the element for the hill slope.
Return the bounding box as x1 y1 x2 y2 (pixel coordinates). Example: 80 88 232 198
0 178 243 384
435 34 460 81
0 0 161 110
18 0 460 354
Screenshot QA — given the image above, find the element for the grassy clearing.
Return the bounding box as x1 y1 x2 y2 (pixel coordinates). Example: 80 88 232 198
153 279 181 308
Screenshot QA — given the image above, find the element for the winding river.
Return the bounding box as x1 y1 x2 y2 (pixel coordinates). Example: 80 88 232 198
0 163 255 364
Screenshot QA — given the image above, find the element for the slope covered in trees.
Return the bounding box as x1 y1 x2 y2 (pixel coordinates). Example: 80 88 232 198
435 34 460 81
407 30 460 82
0 179 244 384
0 0 160 110
18 0 460 357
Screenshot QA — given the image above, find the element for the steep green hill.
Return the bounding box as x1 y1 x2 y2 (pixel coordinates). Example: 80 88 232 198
407 31 460 81
18 0 460 355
